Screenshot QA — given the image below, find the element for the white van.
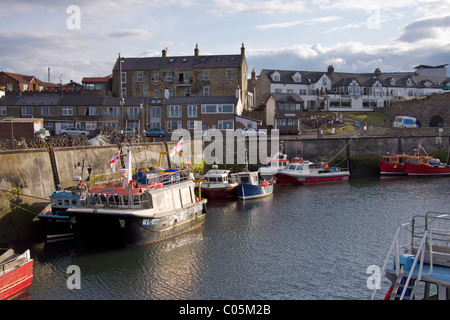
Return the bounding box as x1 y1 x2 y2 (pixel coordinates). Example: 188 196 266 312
393 116 419 128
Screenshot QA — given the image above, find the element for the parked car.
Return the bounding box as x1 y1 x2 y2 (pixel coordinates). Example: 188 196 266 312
241 128 266 137
60 127 90 136
145 127 166 137
122 127 136 134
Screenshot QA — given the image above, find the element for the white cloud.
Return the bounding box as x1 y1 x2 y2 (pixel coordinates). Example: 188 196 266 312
397 16 450 43
212 0 307 14
256 16 341 30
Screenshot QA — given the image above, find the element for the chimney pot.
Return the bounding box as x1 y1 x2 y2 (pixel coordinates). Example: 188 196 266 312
327 65 334 73
194 43 199 57
162 49 167 58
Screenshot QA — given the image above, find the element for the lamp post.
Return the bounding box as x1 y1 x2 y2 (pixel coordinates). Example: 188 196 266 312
119 53 124 132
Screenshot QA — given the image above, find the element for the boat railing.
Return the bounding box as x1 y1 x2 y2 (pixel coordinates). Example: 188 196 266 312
371 212 450 300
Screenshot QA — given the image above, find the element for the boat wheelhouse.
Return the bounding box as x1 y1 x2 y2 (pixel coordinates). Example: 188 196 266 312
201 165 237 199
258 152 289 180
378 153 409 175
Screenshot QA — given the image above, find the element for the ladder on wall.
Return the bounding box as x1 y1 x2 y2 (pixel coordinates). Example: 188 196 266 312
46 144 61 190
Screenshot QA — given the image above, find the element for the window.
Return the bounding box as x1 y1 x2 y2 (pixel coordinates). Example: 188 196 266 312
127 107 139 118
122 88 127 98
277 118 298 126
150 107 161 119
62 107 73 116
167 105 181 118
218 120 234 130
201 104 234 114
322 78 327 85
121 72 126 84
167 121 182 133
187 120 196 129
274 89 282 93
203 87 210 96
103 107 119 117
86 122 97 130
143 88 148 97
84 107 97 116
1 106 7 116
226 70 233 80
187 105 197 118
153 74 159 82
41 106 53 115
165 72 173 82
21 106 33 116
203 71 209 81
137 72 143 82
185 88 191 96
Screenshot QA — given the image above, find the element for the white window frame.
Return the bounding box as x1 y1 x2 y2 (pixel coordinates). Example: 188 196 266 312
167 105 181 118
187 105 197 118
226 70 233 80
1 106 7 116
121 72 126 84
218 120 234 130
62 107 73 116
21 106 33 116
203 71 209 81
41 106 53 115
137 72 143 83
203 87 210 96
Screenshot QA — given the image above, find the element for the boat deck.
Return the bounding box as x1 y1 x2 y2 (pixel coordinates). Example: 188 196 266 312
387 263 450 284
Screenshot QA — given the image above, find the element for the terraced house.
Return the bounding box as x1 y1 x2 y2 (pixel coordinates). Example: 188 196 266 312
256 64 450 112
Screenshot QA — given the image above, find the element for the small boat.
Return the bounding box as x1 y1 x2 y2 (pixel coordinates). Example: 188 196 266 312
405 145 450 177
372 212 450 300
0 249 33 300
258 152 289 180
38 178 87 241
65 148 207 247
200 165 237 199
274 158 349 185
236 171 274 200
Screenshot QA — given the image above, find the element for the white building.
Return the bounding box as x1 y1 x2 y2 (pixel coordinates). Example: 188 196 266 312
255 64 450 112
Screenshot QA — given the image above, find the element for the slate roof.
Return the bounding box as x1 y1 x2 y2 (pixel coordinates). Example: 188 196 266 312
113 54 243 72
262 68 448 89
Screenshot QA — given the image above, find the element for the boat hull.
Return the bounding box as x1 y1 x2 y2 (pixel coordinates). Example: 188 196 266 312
69 202 206 247
0 253 33 300
38 213 75 241
275 171 350 185
406 163 450 177
201 186 236 199
378 160 407 175
236 184 273 200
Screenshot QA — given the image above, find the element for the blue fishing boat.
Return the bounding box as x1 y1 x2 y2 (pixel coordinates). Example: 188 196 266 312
236 171 274 200
372 212 450 300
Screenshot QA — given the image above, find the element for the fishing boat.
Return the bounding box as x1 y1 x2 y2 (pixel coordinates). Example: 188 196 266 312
378 153 409 175
258 152 289 180
274 158 349 185
372 212 450 300
37 177 87 241
0 249 33 300
65 148 207 247
200 165 237 199
236 171 274 200
405 145 450 177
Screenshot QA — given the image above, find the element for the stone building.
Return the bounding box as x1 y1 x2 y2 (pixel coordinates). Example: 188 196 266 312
112 44 249 109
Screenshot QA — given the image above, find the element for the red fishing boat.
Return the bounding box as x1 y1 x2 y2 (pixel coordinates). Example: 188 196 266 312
405 145 450 177
0 249 34 300
378 153 410 175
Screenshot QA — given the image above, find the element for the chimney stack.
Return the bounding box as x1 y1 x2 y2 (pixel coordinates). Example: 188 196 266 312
374 68 381 76
327 65 334 73
251 68 256 80
162 49 167 58
194 43 199 57
241 43 245 56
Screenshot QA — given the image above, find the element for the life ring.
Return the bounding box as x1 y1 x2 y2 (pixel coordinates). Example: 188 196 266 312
291 157 304 163
261 181 269 187
78 183 88 191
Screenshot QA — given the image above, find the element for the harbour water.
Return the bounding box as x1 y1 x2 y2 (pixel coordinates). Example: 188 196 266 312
10 176 449 300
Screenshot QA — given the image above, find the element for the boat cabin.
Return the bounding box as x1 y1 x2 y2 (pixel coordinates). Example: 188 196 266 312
237 171 259 185
381 154 409 165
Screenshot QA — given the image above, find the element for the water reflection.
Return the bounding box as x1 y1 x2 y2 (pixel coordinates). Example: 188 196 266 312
14 177 450 300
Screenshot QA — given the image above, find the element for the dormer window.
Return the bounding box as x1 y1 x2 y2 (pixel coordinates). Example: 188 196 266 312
271 71 280 82
406 78 412 86
292 72 301 83
390 78 395 86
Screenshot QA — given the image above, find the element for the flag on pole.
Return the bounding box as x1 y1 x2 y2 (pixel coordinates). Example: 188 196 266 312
169 138 184 157
109 151 120 172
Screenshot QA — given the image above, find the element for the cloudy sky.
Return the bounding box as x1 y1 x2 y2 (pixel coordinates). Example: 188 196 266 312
1 0 449 84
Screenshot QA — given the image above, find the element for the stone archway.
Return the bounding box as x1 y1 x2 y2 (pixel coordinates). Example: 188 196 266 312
429 115 444 127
